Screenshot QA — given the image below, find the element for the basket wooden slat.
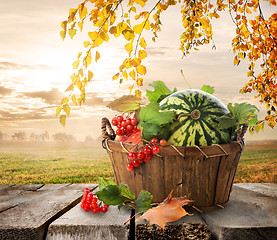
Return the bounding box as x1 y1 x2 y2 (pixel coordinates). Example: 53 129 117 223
104 140 242 209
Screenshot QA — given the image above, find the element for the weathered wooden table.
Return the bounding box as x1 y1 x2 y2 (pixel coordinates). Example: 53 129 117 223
1 183 276 240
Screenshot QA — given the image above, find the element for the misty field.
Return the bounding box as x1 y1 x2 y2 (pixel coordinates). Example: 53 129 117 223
0 141 276 185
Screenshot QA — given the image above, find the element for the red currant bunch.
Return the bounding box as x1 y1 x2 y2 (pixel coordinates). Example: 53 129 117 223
80 188 109 213
126 138 164 171
112 115 138 137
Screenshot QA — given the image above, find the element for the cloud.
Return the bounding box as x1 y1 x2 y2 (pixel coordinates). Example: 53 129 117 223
84 93 109 107
0 85 13 96
19 88 64 105
0 61 55 70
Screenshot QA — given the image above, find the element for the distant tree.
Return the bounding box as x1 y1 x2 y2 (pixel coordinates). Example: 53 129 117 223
30 133 39 141
12 131 26 141
52 132 77 142
40 131 50 141
0 130 4 141
84 135 94 142
58 0 277 131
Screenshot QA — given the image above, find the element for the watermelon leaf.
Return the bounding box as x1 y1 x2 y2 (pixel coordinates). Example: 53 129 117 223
200 85 215 95
146 80 177 103
218 102 258 130
139 103 176 126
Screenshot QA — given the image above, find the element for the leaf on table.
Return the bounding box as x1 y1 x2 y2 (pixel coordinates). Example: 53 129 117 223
200 84 215 95
106 95 140 112
120 183 136 201
136 191 193 230
96 185 125 205
98 177 116 190
146 80 177 103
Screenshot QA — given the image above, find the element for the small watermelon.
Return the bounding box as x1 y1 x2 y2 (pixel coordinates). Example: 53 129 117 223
159 89 231 146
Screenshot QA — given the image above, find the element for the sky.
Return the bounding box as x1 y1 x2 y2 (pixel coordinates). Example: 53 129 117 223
0 0 276 142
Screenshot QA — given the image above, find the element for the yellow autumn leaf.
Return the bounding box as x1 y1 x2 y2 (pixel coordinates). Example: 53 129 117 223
133 23 144 34
63 104 71 117
61 21 67 30
135 89 142 99
61 97 69 105
72 60 80 69
144 20 150 30
137 78 143 86
88 70 94 81
122 30 135 41
71 94 77 105
56 106 62 117
68 9 77 23
78 21 84 31
88 31 98 41
65 83 74 92
69 28 77 39
83 41 90 47
138 50 147 59
129 84 134 93
109 26 117 35
77 52 82 59
60 115 66 127
139 37 147 49
76 81 83 90
112 73 119 80
100 31 109 42
131 58 141 67
95 51 100 62
122 70 128 80
79 5 88 19
125 43 133 53
129 69 136 80
60 30 66 40
136 65 147 75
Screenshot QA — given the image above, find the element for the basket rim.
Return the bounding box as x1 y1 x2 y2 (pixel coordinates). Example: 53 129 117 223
103 139 243 158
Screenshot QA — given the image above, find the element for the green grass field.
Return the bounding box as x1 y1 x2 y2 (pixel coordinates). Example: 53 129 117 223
0 141 276 185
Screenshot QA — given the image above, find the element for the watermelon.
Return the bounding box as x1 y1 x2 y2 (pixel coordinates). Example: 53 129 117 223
159 89 231 146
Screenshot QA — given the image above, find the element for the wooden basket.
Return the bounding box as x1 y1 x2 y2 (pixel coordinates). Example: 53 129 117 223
101 117 247 211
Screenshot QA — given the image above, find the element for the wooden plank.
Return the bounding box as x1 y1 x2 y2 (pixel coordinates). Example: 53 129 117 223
46 205 131 240
0 184 97 240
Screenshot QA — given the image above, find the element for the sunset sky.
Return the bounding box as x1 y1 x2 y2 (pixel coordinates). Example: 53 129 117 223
0 0 276 142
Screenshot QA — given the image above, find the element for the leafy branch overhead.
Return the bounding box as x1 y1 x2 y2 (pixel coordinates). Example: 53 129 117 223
58 0 277 129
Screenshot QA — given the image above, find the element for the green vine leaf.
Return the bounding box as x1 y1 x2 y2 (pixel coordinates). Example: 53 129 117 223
120 183 136 201
98 177 116 191
200 85 215 95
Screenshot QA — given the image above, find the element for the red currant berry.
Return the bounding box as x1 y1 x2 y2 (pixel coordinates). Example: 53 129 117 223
152 145 160 155
131 118 137 126
117 122 122 128
143 146 152 155
90 202 98 209
117 115 124 122
133 125 138 132
87 193 93 203
104 204 110 208
92 207 100 214
116 128 123 136
137 152 145 162
121 120 127 127
126 124 134 133
150 138 159 146
100 207 108 213
111 118 118 126
91 197 98 203
160 139 167 147
144 154 152 162
84 204 90 212
128 152 137 161
122 127 127 135
127 163 134 171
126 118 131 125
132 160 140 167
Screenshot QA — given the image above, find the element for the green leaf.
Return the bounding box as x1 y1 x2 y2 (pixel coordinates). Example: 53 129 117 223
98 177 116 191
140 122 162 141
200 85 215 95
139 103 176 126
96 185 125 205
106 95 140 112
134 190 152 213
120 183 136 201
146 80 177 103
218 115 236 129
234 103 258 125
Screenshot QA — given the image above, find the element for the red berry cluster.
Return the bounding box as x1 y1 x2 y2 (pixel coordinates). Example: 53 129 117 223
81 188 109 213
126 138 166 171
111 115 138 136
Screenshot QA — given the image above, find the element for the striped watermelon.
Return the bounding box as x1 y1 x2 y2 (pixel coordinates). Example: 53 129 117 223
159 89 231 146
